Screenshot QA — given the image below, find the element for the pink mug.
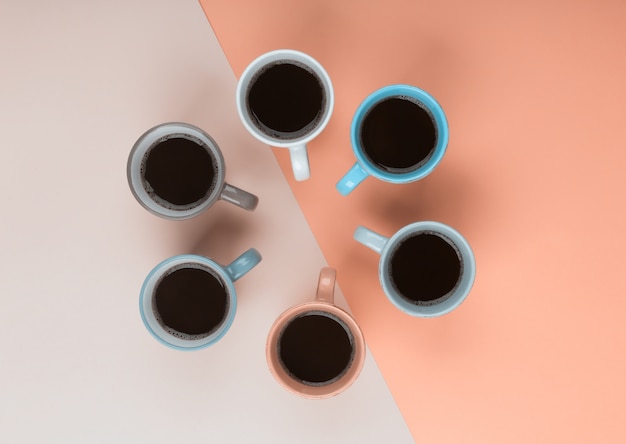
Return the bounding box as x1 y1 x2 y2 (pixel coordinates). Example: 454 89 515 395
266 268 365 399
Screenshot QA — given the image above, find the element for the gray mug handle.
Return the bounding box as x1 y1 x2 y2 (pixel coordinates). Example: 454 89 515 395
219 183 259 211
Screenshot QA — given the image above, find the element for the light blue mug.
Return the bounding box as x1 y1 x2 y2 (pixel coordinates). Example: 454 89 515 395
139 249 262 351
354 222 475 317
337 85 449 195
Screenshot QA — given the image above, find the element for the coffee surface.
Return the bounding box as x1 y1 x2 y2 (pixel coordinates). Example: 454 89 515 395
154 266 228 337
247 62 324 138
390 232 462 304
144 136 215 206
279 312 353 385
360 97 437 172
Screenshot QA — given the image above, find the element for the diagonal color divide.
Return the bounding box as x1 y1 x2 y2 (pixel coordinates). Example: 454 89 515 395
0 0 413 443
200 0 626 442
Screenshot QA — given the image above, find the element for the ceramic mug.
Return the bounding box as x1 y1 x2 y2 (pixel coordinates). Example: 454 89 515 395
354 221 475 317
337 84 449 195
236 49 334 181
266 267 365 399
139 249 262 351
127 122 259 220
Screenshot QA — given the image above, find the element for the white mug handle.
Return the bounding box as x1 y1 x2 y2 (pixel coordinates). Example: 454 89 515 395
353 226 389 254
288 143 310 181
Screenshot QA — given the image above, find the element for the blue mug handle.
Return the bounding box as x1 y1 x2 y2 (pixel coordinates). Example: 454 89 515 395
337 84 449 196
225 248 262 282
336 163 369 196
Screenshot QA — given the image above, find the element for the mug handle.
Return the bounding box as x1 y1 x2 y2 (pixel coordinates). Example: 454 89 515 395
220 183 259 211
353 226 388 255
288 144 310 181
225 248 262 282
336 163 369 196
315 267 336 304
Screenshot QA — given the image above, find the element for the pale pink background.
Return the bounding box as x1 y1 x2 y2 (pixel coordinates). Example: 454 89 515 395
201 0 626 442
0 1 412 442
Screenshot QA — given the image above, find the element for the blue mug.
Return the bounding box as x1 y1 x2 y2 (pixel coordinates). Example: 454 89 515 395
139 249 262 351
337 85 449 195
354 222 475 317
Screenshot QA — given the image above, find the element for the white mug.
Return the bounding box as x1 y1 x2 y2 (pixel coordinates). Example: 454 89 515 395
236 49 334 181
354 221 476 317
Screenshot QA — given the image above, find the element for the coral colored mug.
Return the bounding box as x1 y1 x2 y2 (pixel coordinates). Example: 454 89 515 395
266 268 365 399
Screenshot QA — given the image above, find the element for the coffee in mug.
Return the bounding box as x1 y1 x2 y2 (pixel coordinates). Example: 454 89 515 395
153 264 229 339
360 96 437 173
278 311 354 385
388 231 462 305
247 61 327 140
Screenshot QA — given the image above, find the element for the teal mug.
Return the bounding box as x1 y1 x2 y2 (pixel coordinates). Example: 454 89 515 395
139 249 262 350
337 84 449 195
354 221 475 317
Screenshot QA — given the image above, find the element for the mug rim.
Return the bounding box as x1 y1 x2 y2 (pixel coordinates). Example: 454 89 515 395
266 300 365 399
350 84 449 183
236 49 335 148
139 254 238 351
127 122 226 220
378 221 476 317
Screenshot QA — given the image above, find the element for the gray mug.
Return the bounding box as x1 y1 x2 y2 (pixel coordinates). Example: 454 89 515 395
127 122 258 220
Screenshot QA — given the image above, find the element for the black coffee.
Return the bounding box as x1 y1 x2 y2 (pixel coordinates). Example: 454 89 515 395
154 266 228 338
278 312 353 385
389 232 462 305
360 97 437 172
143 136 215 208
247 61 325 139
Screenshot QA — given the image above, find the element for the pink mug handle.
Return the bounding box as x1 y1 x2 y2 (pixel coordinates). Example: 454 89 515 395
315 267 336 304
